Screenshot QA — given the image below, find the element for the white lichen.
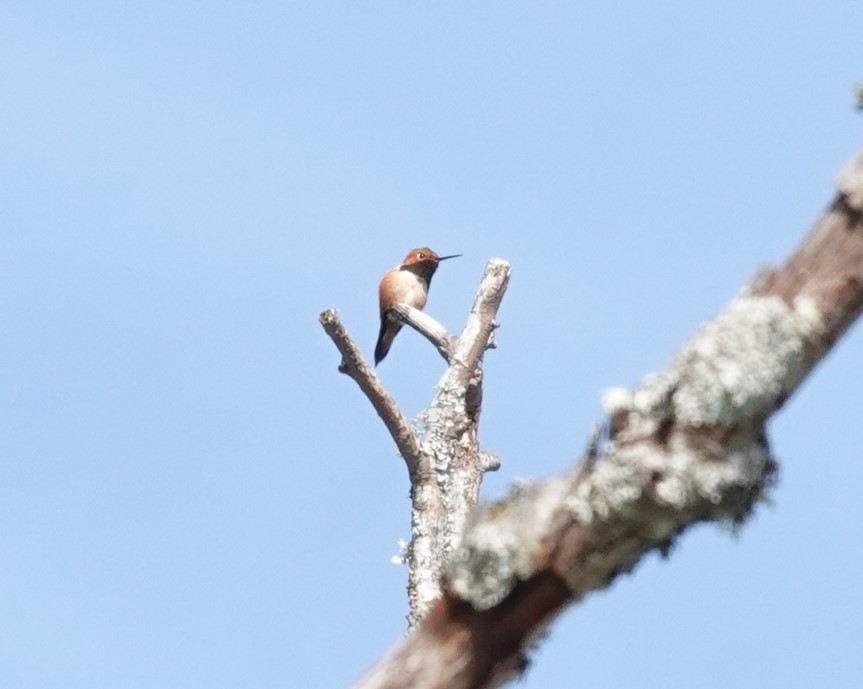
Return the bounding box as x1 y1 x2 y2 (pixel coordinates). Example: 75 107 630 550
601 387 633 416
570 453 648 521
792 295 825 337
646 435 772 511
446 476 570 609
563 429 772 538
659 295 809 426
587 294 805 518
391 539 409 565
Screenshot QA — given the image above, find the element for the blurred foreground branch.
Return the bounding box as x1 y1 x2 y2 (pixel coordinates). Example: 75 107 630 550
353 147 863 689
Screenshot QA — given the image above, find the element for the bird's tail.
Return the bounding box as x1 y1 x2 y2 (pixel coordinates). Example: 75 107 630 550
374 318 401 365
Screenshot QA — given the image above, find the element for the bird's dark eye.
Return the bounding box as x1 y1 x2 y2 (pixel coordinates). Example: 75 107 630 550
417 252 425 259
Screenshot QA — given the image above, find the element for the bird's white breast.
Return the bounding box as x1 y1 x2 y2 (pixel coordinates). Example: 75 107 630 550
387 269 428 309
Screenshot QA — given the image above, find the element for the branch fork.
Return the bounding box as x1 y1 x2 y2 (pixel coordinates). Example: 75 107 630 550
319 258 512 627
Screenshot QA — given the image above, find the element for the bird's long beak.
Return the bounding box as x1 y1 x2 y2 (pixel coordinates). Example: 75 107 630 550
437 254 462 261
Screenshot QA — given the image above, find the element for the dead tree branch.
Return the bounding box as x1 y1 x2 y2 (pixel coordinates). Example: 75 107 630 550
389 303 455 363
353 147 863 689
318 310 426 482
320 259 512 628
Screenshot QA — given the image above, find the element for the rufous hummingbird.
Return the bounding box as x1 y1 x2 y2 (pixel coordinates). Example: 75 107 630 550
374 247 461 365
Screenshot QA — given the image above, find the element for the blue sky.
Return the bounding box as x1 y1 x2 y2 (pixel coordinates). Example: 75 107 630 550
1 3 862 688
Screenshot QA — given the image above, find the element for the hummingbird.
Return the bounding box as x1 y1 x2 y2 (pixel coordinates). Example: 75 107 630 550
374 247 461 365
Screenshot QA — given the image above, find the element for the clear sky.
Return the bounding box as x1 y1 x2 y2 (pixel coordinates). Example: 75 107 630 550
2 3 862 688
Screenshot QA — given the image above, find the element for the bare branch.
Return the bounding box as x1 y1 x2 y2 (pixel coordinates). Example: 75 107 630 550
451 259 511 374
354 148 863 689
389 302 456 363
318 309 426 482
